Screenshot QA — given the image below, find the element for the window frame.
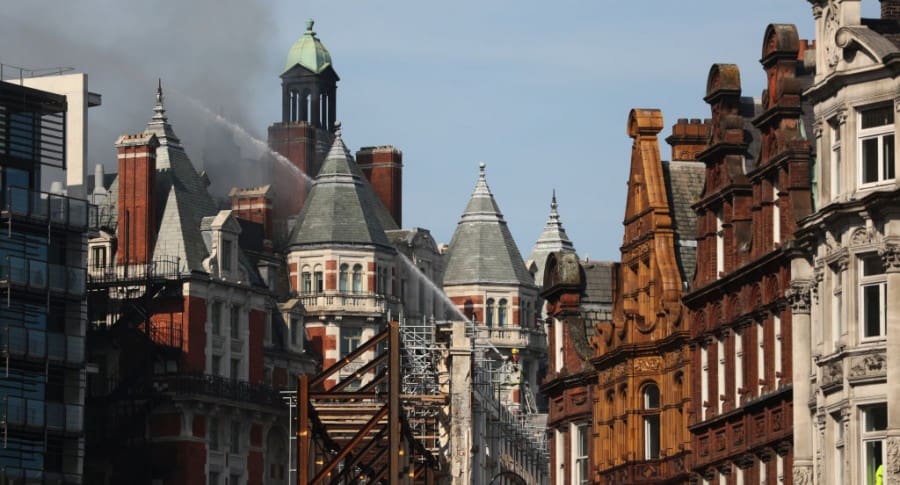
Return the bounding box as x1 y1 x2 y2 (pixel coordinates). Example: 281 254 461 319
572 423 590 485
340 327 363 358
860 403 887 485
858 253 887 341
339 263 349 293
642 383 661 460
831 117 842 201
857 105 895 188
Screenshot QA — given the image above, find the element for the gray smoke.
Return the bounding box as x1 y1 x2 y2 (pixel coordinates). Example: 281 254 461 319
1 0 278 196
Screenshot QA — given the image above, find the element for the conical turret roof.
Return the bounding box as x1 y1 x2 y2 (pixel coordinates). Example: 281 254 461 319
442 164 534 287
288 124 396 249
529 190 576 286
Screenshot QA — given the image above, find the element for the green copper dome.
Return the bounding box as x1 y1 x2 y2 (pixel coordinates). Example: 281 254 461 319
283 20 333 74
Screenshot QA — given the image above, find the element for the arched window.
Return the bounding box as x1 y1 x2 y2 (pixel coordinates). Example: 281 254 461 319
642 383 660 460
352 264 363 294
498 299 508 326
301 265 312 294
339 264 349 293
485 299 495 327
313 264 324 294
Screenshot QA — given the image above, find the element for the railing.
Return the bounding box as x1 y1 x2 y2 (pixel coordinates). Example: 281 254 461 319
156 374 284 408
87 258 185 284
299 291 396 314
0 255 85 296
0 326 84 364
4 186 98 230
475 326 547 349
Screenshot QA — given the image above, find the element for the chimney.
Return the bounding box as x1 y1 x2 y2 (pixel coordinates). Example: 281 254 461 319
884 0 900 20
356 146 403 226
665 119 710 161
116 133 159 265
229 185 274 241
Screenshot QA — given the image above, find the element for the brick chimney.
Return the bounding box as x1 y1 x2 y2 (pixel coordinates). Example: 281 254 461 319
884 0 900 20
664 118 710 161
229 184 274 240
116 133 159 265
356 146 403 226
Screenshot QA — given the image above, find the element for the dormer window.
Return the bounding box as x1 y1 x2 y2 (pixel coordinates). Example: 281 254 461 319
221 239 233 272
858 105 895 187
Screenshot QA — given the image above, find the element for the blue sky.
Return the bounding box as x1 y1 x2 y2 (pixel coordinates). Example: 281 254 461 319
2 1 883 261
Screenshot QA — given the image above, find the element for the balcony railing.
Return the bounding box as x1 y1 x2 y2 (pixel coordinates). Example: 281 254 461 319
87 258 185 285
155 373 284 409
475 326 547 350
0 256 85 297
3 186 98 230
299 291 396 314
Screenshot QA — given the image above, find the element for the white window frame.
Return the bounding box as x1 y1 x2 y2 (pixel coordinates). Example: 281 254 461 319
700 345 709 419
857 105 895 188
642 384 660 460
831 119 842 200
832 267 844 349
734 329 743 406
757 320 766 396
772 180 781 246
716 336 725 414
858 254 887 341
773 313 782 388
553 318 563 373
715 209 725 277
860 403 887 485
572 423 589 485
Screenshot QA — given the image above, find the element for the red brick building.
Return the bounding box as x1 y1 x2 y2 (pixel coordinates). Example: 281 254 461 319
684 24 813 484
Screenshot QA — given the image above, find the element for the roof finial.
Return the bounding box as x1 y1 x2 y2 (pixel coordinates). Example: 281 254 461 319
306 19 315 33
334 120 342 138
152 78 167 122
156 78 163 104
479 162 486 174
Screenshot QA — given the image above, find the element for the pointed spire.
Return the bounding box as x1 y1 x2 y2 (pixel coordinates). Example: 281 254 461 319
145 77 181 148
152 78 167 122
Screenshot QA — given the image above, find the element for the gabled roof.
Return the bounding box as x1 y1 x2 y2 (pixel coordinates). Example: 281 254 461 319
287 127 396 250
529 191 576 287
442 164 534 287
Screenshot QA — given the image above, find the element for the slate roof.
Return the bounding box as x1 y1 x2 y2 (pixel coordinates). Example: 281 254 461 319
97 82 262 284
287 128 397 250
661 160 705 289
581 260 614 307
442 164 534 287
529 191 576 287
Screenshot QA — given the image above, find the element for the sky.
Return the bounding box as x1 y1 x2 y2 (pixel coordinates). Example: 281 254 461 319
0 1 884 262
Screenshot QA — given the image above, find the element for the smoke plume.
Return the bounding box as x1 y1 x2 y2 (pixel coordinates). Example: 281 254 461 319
1 0 279 196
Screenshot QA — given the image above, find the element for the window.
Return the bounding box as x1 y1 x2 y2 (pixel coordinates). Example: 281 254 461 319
211 301 223 336
91 246 106 270
498 299 508 326
209 471 221 485
230 359 240 380
221 239 232 271
352 264 363 294
734 329 743 406
290 317 301 347
717 336 725 414
554 429 565 485
230 474 241 485
340 327 363 358
643 384 660 460
485 299 495 327
209 417 220 451
772 180 781 246
858 105 895 186
715 209 724 277
833 267 844 347
230 305 240 339
553 318 563 373
859 254 886 339
301 267 312 294
573 424 589 485
314 265 324 293
861 403 887 485
230 420 241 453
339 263 349 292
700 344 709 419
774 313 782 388
212 355 222 376
757 320 766 395
832 119 842 200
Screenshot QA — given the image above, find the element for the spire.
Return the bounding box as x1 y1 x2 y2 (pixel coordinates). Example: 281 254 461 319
145 78 181 148
461 163 503 221
529 190 576 287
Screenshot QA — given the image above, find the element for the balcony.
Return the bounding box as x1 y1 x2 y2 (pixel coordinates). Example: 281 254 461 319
299 291 395 315
87 258 185 286
155 374 284 409
478 326 547 350
3 186 97 231
0 256 85 298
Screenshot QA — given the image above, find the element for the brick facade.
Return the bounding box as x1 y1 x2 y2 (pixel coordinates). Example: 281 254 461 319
356 146 403 226
115 133 159 265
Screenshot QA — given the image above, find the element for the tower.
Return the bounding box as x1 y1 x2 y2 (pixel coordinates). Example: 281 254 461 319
268 20 339 219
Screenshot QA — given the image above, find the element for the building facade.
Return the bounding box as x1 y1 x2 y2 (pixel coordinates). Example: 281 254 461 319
792 1 900 483
0 78 96 484
684 24 813 484
591 109 704 484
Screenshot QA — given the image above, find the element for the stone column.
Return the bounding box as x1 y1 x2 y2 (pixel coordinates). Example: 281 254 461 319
787 280 813 484
448 321 472 485
879 242 900 481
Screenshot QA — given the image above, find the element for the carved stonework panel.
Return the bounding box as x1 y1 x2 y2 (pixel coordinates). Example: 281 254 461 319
786 281 813 314
820 361 843 392
850 226 879 247
793 466 812 485
634 356 662 374
880 243 900 273
824 4 840 68
848 352 887 383
888 437 900 482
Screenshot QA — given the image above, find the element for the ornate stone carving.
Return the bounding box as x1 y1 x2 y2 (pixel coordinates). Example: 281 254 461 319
812 260 825 302
786 282 812 314
850 226 879 247
820 361 843 390
824 4 840 68
793 466 812 485
849 353 887 379
634 356 662 374
879 243 900 273
888 437 900 482
814 120 824 139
